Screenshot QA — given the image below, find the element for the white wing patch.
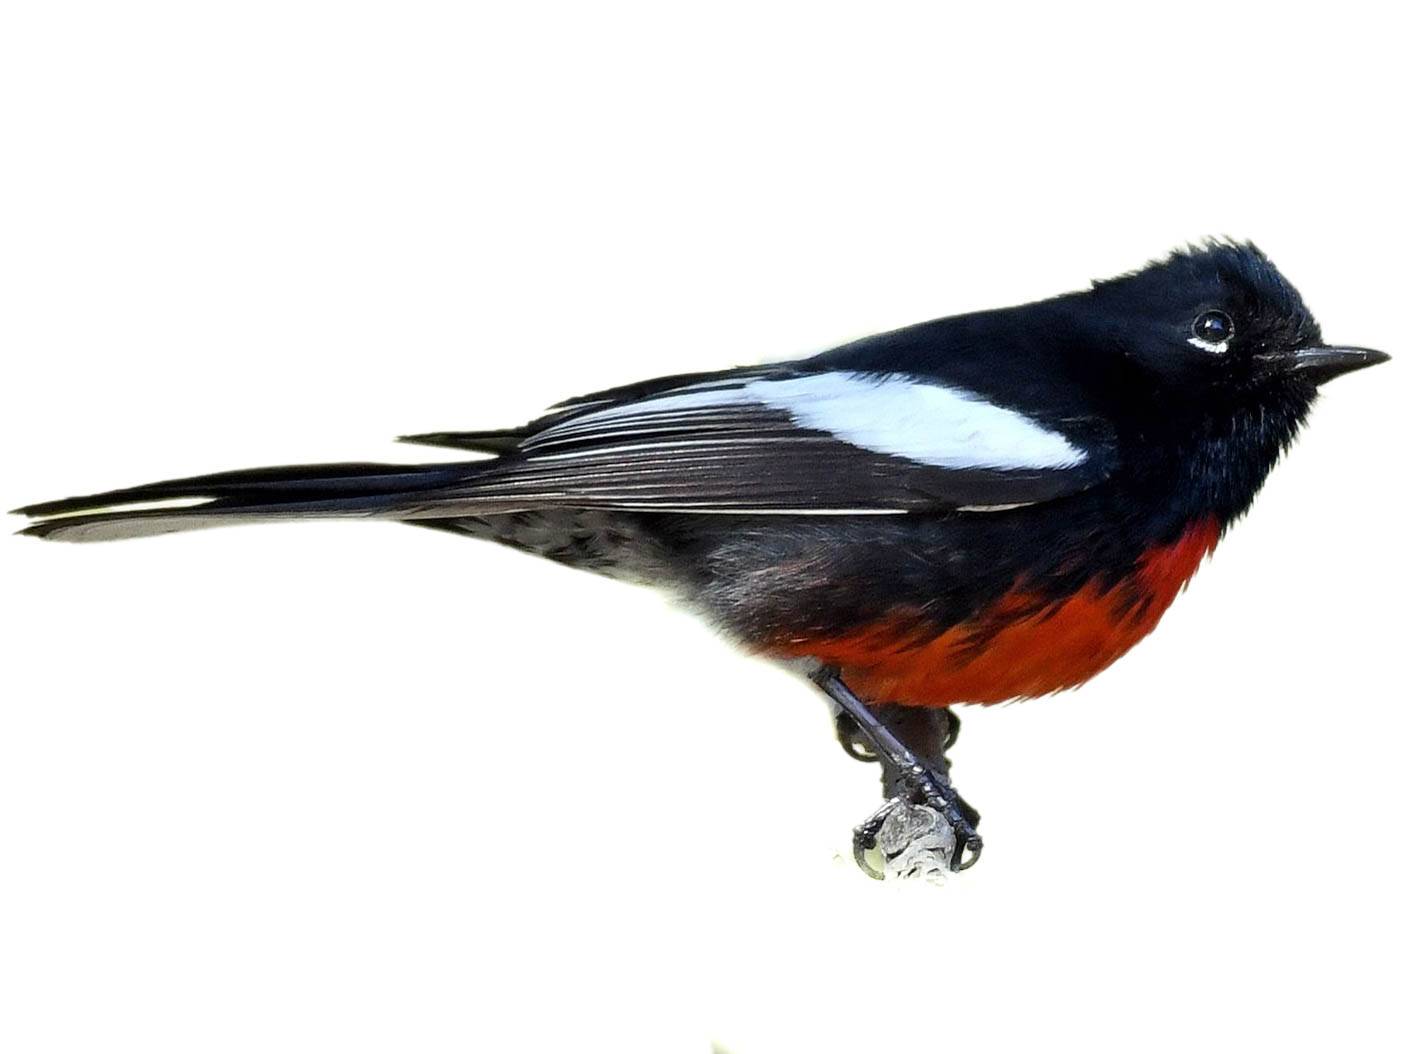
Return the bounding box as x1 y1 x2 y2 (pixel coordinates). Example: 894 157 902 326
747 373 1085 469
544 372 1086 471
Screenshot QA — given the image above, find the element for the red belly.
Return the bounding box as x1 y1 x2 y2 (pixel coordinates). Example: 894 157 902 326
774 518 1221 707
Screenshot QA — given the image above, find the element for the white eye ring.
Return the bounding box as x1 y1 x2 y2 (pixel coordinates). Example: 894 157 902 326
1190 310 1234 353
1187 335 1232 354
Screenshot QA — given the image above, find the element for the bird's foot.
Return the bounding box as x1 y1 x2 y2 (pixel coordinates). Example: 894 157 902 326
852 764 982 879
814 671 984 880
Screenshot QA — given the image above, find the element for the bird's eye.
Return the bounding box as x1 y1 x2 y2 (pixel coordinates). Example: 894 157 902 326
1189 310 1234 352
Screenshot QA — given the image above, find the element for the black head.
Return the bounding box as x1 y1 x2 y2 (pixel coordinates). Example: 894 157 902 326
1081 241 1387 401
812 240 1385 522
1066 241 1389 520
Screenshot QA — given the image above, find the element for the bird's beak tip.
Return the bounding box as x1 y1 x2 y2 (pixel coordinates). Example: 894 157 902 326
1289 345 1389 383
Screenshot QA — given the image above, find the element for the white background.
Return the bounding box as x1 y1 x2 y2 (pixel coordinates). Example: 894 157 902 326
2 4 1402 1052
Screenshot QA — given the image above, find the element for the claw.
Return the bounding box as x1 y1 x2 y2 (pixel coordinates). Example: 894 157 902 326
835 712 880 763
852 799 898 879
943 709 962 752
853 834 887 880
951 832 983 871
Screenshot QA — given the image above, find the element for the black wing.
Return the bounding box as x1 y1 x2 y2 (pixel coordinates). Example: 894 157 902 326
418 368 1115 513
17 368 1116 542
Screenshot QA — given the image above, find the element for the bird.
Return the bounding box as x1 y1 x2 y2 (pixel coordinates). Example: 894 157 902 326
14 240 1387 876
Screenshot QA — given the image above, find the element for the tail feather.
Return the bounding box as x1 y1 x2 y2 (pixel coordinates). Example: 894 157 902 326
397 429 526 453
13 461 487 543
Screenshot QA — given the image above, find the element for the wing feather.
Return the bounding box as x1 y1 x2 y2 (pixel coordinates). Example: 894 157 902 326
437 371 1111 514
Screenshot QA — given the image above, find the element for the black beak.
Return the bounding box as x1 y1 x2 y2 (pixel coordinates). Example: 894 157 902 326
1261 345 1390 383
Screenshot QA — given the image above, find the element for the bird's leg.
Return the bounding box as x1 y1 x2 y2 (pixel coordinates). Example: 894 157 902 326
815 668 982 876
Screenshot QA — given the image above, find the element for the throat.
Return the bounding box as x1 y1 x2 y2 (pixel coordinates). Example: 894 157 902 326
1176 389 1315 524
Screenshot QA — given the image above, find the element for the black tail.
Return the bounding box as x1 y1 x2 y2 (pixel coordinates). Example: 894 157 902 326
13 461 487 542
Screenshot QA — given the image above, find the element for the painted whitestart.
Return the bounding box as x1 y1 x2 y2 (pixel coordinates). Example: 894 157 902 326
15 241 1388 875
